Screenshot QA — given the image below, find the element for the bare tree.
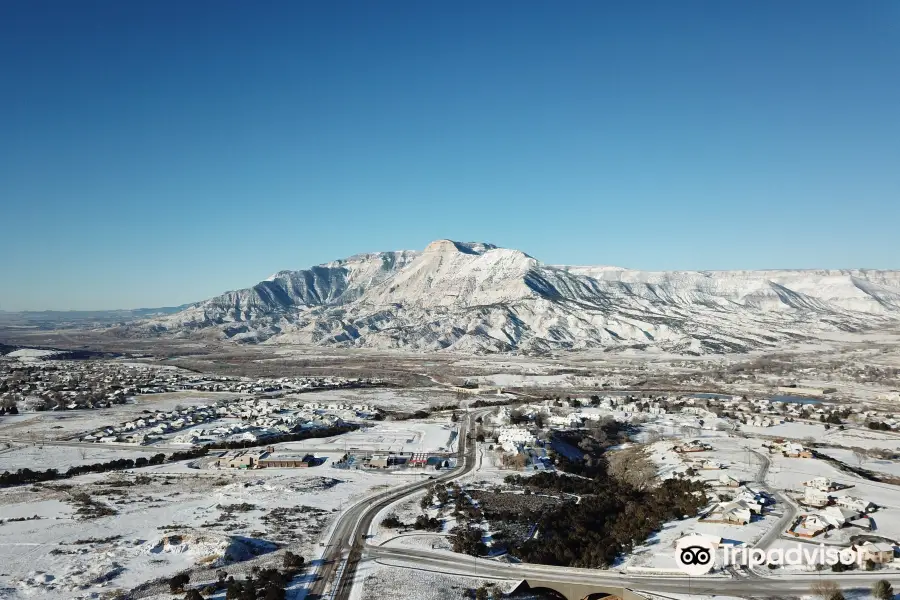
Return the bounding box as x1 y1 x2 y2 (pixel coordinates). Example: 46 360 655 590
853 447 868 467
608 445 657 491
500 453 527 470
872 579 894 600
811 580 844 600
679 424 702 440
868 447 890 460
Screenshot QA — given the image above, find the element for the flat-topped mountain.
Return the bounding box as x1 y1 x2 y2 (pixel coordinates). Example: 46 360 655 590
143 240 900 354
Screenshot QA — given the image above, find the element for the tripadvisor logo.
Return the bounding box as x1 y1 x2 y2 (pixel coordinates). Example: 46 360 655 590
675 536 869 575
675 537 715 576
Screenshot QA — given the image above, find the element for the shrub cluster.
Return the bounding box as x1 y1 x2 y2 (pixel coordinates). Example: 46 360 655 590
0 444 218 488
0 454 167 486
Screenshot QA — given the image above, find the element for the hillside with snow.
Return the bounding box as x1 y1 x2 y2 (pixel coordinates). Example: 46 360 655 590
142 240 900 355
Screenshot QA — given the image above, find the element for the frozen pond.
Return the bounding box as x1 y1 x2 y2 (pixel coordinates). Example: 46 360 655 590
769 394 822 405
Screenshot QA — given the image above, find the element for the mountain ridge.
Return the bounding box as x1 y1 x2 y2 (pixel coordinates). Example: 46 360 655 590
140 240 900 355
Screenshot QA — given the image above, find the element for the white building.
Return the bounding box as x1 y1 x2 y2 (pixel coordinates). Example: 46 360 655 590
703 500 752 525
548 414 580 427
804 487 831 507
496 426 535 452
804 477 835 492
853 542 895 564
718 473 741 487
821 506 860 528
836 496 876 513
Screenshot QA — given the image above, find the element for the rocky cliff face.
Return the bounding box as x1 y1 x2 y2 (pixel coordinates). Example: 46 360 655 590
145 240 900 354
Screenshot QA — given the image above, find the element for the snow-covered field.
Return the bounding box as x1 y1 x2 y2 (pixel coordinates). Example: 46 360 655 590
0 461 410 599
817 447 900 478
352 562 512 600
0 444 158 471
740 421 900 450
283 421 457 454
623 435 776 573
470 444 521 487
471 373 573 387
4 349 62 362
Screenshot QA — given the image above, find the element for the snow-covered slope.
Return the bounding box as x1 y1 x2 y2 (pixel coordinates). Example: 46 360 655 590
145 240 900 354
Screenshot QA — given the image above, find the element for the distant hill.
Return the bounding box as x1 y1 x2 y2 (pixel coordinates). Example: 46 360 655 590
0 305 190 329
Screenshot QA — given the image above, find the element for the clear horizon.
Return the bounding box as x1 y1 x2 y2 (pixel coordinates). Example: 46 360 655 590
2 1 899 311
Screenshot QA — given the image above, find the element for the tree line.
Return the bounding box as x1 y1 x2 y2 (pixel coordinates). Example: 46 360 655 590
0 446 213 487
0 453 168 486
167 551 306 599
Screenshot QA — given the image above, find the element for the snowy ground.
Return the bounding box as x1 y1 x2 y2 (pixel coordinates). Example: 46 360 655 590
4 349 62 362
0 444 158 471
471 373 574 387
284 420 458 454
0 461 412 599
765 451 900 544
817 447 900 479
637 412 735 445
469 444 522 487
622 435 777 574
351 561 513 600
740 421 900 450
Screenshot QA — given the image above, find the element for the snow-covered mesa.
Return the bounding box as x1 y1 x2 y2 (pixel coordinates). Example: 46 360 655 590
143 239 900 354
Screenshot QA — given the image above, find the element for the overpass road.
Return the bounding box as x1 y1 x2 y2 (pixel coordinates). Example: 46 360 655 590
366 544 900 597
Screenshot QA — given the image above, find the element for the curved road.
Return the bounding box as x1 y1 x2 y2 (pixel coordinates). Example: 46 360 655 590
309 401 896 599
308 407 489 599
355 445 891 598
366 544 898 596
749 447 800 556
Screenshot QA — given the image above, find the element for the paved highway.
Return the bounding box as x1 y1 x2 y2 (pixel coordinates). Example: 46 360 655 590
366 544 899 596
307 401 898 599
308 407 489 599
749 448 801 556
344 438 894 598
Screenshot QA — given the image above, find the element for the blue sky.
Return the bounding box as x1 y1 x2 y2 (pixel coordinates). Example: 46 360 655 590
2 1 899 310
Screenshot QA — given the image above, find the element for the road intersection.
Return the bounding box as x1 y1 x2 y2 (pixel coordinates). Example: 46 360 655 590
307 407 897 599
